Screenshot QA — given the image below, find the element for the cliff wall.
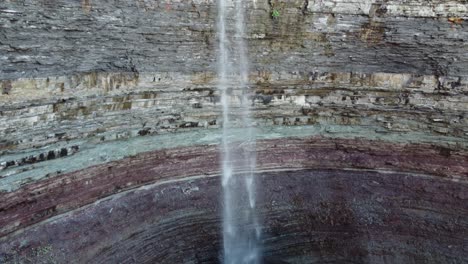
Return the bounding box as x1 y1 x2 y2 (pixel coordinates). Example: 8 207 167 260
0 1 467 262
1 0 466 178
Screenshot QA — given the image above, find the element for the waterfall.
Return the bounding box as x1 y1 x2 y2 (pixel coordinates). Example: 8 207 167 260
217 0 261 263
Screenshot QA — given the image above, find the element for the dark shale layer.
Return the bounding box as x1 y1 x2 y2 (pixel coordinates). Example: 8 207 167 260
0 138 467 263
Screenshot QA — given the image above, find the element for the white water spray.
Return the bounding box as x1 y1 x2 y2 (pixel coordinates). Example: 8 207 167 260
217 0 260 263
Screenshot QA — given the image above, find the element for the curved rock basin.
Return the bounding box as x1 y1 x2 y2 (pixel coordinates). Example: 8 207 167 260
1 137 467 263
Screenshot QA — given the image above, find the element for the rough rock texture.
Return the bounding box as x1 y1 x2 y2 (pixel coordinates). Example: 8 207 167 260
1 136 467 237
1 0 467 159
1 0 467 77
0 0 467 263
0 139 467 263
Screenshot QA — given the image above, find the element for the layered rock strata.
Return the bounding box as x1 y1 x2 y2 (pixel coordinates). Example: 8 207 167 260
1 0 467 156
0 138 467 263
0 0 467 263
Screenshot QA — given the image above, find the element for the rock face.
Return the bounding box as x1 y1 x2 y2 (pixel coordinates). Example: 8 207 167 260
1 0 467 155
0 139 467 263
0 0 467 263
1 0 467 77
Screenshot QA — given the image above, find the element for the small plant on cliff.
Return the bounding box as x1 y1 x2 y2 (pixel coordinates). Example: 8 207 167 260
271 9 280 19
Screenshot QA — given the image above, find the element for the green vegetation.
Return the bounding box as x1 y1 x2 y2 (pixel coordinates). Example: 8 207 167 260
271 9 280 19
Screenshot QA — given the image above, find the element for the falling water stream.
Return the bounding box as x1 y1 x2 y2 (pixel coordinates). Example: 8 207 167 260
217 0 261 263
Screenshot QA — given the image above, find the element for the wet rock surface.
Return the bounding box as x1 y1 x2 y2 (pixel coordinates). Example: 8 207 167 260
1 137 467 238
0 138 467 263
0 168 466 263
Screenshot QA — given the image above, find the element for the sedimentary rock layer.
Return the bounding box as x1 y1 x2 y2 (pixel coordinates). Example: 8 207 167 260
1 0 467 154
1 71 467 170
1 0 466 191
1 0 467 78
0 138 467 263
0 1 467 262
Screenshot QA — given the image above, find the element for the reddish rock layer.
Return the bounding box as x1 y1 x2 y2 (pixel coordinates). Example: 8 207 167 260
0 137 467 239
0 169 467 263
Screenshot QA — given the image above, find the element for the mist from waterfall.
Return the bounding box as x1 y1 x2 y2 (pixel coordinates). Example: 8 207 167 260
217 0 261 263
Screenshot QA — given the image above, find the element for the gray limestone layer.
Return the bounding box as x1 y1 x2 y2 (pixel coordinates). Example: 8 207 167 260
0 0 467 191
1 0 467 78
